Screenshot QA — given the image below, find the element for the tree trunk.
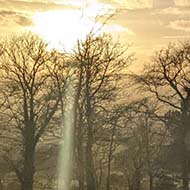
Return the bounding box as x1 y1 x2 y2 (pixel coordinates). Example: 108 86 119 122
182 158 189 190
127 177 133 190
132 168 141 190
85 65 96 190
149 174 154 190
0 179 4 190
182 173 189 190
106 123 116 190
86 126 96 190
77 127 85 190
21 127 35 190
75 66 85 190
21 147 35 190
106 160 111 190
181 102 190 190
78 176 85 190
85 102 96 190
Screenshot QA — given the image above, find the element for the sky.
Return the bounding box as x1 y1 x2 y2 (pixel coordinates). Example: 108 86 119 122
0 0 190 64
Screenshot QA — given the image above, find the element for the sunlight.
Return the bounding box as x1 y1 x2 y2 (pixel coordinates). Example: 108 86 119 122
58 78 76 190
32 10 94 51
31 0 114 51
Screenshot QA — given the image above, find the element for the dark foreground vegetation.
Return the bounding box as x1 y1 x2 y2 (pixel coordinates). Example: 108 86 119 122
0 32 190 190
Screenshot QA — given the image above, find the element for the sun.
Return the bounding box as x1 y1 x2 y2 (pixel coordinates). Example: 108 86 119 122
31 1 114 52
32 10 90 51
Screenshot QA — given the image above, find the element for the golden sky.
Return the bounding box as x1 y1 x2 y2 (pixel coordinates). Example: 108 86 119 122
0 0 190 63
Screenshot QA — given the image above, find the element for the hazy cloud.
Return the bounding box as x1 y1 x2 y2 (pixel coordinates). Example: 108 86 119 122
152 0 175 9
169 20 190 32
0 10 33 26
16 15 33 26
0 0 81 35
100 0 151 9
0 0 78 13
100 0 190 9
103 24 136 35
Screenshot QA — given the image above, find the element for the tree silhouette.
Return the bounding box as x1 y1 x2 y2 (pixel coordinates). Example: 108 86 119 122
134 41 190 190
0 34 64 190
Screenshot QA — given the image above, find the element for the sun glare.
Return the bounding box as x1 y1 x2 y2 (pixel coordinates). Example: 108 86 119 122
32 10 92 51
31 0 115 52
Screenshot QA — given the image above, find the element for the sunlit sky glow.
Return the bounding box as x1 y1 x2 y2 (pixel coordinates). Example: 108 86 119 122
31 0 116 51
1 0 190 61
32 10 98 51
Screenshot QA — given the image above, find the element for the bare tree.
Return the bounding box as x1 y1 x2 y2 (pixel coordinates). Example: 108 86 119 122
73 32 132 190
0 34 63 190
133 42 190 190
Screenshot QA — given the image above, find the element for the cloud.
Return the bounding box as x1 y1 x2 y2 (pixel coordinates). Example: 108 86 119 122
15 15 33 26
163 35 190 39
100 0 190 9
0 0 81 36
155 6 190 19
0 10 15 16
101 0 151 9
152 0 175 9
108 4 190 43
103 24 136 35
169 20 190 32
175 0 190 6
0 0 79 13
0 10 33 26
0 0 190 58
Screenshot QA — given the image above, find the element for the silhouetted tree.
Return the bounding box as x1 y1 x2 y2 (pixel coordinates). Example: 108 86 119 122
73 32 132 190
134 41 190 190
0 34 64 190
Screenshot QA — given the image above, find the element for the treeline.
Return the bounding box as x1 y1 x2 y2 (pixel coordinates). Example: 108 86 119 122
0 33 190 190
